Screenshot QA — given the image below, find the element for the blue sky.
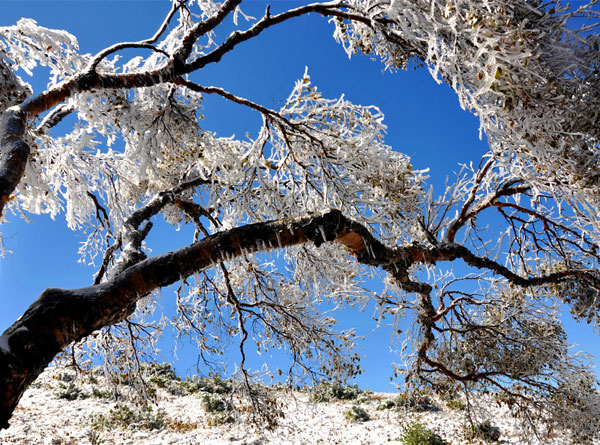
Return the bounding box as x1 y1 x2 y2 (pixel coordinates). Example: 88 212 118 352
1 0 597 391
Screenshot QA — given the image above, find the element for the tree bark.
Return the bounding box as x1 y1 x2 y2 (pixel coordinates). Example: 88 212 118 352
0 110 29 216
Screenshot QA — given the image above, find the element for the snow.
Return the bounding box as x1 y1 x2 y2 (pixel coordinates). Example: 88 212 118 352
0 366 588 445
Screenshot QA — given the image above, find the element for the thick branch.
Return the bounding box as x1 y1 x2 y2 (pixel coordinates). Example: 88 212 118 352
1 208 598 428
0 109 29 216
112 176 211 275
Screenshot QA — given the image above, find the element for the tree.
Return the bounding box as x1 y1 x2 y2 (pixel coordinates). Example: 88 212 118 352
0 0 599 440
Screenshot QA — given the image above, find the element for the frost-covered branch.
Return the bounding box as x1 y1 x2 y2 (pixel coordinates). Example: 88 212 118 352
182 1 374 73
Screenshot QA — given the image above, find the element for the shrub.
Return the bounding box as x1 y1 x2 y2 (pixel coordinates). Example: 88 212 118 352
199 375 233 394
202 394 233 413
179 374 233 395
86 374 99 385
377 391 439 412
55 382 88 400
344 405 370 423
57 372 75 383
376 399 398 410
309 382 363 403
91 387 118 400
146 363 185 396
466 420 501 442
444 398 466 411
87 431 103 445
92 403 166 431
206 413 235 427
399 422 447 445
394 391 439 412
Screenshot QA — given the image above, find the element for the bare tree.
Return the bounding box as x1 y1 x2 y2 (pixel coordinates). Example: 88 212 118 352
1 0 599 441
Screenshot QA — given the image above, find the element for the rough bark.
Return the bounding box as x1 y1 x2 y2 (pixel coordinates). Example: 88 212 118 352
0 109 29 216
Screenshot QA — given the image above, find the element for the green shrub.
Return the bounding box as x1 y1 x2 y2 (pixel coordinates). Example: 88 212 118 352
87 431 103 445
57 372 75 383
92 403 166 431
201 391 235 428
376 391 439 412
466 420 501 442
29 379 45 389
376 399 398 410
199 375 233 394
86 374 99 385
309 382 363 403
441 392 466 411
55 382 88 400
179 374 233 395
344 405 370 423
91 387 117 400
394 391 439 412
399 422 447 445
146 363 185 396
201 394 233 413
445 398 466 411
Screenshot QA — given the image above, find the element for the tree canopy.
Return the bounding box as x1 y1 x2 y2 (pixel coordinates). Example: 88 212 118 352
0 0 599 441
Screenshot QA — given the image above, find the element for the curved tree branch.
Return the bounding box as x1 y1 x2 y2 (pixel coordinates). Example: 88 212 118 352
1 207 599 428
182 1 375 73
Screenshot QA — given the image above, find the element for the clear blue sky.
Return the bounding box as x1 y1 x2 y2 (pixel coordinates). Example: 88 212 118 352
1 0 597 391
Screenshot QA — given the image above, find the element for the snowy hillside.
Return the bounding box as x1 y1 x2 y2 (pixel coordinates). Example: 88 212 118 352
0 366 587 444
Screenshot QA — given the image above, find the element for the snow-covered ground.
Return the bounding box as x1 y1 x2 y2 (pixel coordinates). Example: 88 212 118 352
0 367 586 444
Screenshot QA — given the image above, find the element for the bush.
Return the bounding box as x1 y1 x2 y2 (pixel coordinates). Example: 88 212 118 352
146 363 185 396
179 374 233 395
399 422 447 445
394 391 439 412
376 399 398 410
201 394 233 413
87 431 104 445
344 405 370 423
56 371 75 383
91 386 120 400
466 420 501 442
377 391 439 412
92 403 166 431
309 382 363 403
55 382 88 400
444 398 466 411
201 392 235 427
206 413 235 427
